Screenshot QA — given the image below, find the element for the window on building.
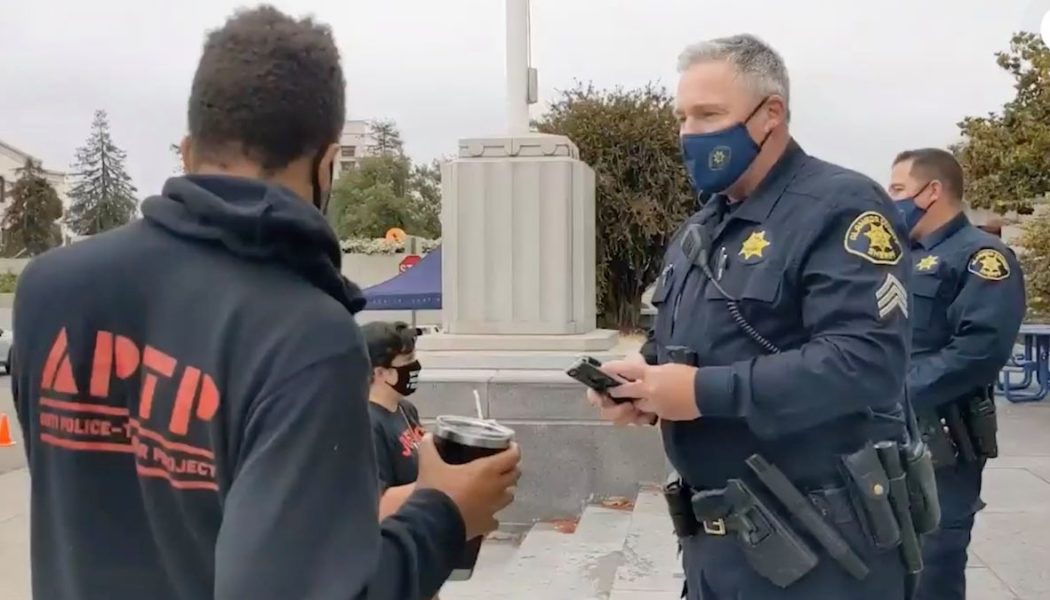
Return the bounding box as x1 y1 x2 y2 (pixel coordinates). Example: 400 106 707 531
0 176 6 203
341 160 356 172
340 146 356 157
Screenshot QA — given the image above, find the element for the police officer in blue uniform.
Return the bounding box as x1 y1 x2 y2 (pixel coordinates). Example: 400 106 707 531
887 148 1025 600
587 34 919 599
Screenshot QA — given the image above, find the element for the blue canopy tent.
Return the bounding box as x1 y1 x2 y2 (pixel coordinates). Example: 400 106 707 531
362 247 443 310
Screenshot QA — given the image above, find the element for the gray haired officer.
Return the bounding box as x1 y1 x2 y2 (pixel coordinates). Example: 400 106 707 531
887 148 1025 600
588 34 929 599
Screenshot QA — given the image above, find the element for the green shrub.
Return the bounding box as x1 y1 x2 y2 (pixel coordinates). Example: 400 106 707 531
339 237 441 255
0 271 18 294
1019 212 1050 321
535 82 695 330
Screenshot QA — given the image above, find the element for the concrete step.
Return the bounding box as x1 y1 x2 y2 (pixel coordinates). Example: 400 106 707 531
608 487 685 598
493 501 635 599
439 532 523 600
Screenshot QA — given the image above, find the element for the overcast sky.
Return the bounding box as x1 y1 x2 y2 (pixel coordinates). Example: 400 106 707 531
3 0 1050 197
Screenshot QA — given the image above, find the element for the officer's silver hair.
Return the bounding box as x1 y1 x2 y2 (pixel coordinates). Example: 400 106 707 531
677 34 791 110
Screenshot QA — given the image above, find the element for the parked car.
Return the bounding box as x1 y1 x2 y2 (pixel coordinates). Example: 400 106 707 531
0 328 12 375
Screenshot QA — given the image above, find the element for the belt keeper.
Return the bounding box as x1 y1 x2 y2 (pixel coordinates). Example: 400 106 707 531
702 519 727 536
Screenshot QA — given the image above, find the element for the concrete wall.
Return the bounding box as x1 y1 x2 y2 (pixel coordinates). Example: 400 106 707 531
0 252 421 282
0 259 30 275
0 252 441 324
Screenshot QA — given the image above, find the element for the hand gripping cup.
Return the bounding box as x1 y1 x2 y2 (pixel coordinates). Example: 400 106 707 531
433 415 515 580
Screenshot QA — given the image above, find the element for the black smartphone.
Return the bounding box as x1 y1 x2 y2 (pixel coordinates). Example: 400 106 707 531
565 356 634 404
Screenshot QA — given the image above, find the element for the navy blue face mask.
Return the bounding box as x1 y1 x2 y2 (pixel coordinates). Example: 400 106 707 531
894 182 930 234
680 99 773 195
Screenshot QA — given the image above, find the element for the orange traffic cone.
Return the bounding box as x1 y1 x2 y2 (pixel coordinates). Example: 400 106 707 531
0 413 15 447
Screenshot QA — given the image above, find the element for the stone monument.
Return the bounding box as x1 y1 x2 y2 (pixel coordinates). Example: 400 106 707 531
417 0 618 365
415 0 666 523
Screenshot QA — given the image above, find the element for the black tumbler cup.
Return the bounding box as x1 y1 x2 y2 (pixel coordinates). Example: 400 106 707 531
432 415 515 581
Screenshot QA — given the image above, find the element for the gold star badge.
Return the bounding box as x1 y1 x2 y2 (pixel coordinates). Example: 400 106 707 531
916 255 939 271
740 230 770 261
864 224 894 254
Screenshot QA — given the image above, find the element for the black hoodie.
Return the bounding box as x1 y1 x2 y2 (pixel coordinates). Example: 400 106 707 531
12 175 465 600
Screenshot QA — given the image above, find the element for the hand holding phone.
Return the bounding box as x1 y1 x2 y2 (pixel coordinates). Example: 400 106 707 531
565 356 635 404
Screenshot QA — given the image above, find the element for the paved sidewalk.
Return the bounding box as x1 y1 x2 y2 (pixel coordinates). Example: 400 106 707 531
4 388 1050 598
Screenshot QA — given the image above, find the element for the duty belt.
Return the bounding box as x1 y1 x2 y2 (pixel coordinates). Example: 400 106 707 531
664 455 875 588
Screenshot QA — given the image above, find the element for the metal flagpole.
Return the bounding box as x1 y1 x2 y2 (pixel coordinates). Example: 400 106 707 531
505 0 530 134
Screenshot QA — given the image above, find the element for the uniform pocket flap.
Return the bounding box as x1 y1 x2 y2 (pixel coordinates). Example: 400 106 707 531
911 275 940 298
705 268 781 303
650 270 675 305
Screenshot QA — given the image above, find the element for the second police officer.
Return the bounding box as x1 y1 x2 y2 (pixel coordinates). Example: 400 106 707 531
887 148 1025 600
588 34 933 599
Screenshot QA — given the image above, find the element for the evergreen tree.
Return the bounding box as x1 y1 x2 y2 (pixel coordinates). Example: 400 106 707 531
368 119 404 157
1 158 63 257
66 110 139 235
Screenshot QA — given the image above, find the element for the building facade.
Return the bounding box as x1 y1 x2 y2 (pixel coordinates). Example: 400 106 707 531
0 140 71 249
0 140 69 205
335 119 377 180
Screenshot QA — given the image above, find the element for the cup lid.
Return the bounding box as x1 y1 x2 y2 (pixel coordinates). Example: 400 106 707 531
434 415 514 449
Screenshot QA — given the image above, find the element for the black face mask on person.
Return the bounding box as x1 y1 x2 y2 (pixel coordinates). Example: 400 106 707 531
310 147 334 215
386 360 422 397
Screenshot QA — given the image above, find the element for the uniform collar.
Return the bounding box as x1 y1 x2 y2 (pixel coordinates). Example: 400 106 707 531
914 211 969 251
715 138 807 225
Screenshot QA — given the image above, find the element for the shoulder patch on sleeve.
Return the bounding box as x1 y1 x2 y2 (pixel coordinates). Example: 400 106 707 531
968 248 1011 281
843 211 903 265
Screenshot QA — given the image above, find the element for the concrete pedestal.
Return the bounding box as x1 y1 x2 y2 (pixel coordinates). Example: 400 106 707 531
413 132 647 522
418 132 616 354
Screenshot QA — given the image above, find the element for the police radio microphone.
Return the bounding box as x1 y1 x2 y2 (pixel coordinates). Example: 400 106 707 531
680 224 780 354
681 223 711 267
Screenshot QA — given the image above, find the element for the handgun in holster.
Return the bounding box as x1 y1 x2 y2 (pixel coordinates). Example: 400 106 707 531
943 402 978 463
663 473 699 538
916 410 957 469
966 386 999 459
692 480 818 588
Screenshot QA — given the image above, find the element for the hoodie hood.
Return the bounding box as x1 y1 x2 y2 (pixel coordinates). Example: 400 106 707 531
142 175 366 314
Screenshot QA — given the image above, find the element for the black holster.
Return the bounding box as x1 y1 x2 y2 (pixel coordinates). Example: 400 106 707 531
901 437 941 536
663 473 699 538
917 410 957 468
920 386 1000 468
944 403 978 463
840 443 901 551
693 481 818 588
872 442 924 576
966 387 999 459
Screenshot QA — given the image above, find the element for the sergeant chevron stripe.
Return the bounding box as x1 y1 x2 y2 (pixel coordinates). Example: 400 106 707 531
875 273 908 319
